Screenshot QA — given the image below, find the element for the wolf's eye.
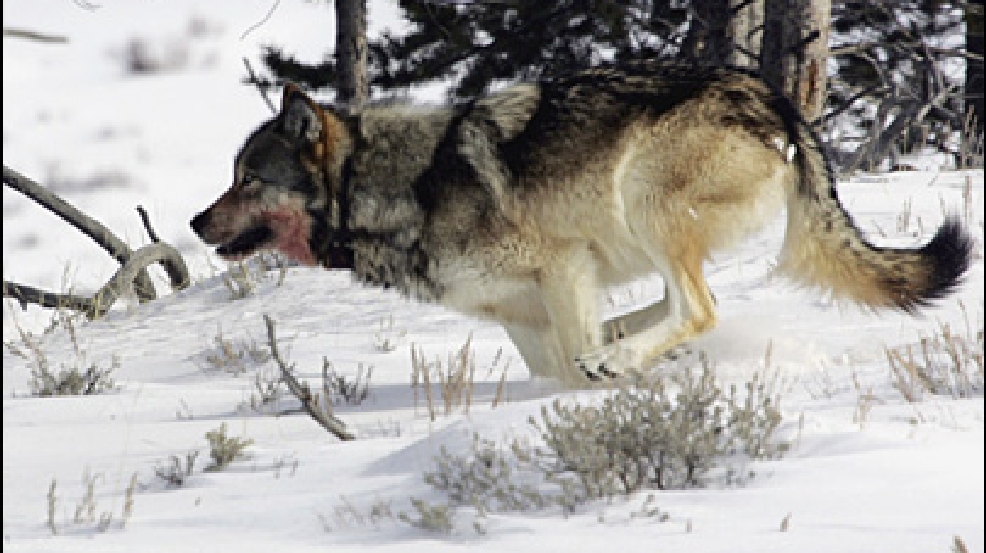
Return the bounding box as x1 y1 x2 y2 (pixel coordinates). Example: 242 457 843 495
240 175 264 192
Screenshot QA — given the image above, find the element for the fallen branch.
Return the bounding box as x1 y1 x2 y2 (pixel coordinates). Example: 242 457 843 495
3 165 192 318
88 243 190 318
3 165 157 301
262 315 356 441
3 282 93 314
4 243 189 319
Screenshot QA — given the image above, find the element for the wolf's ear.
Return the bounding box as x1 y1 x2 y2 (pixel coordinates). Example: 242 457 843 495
279 83 352 181
280 83 324 145
473 83 540 141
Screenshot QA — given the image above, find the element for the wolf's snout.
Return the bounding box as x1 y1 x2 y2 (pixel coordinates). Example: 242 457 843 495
190 210 211 239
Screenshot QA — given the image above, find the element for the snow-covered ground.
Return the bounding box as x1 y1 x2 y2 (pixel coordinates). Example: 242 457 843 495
4 2 984 552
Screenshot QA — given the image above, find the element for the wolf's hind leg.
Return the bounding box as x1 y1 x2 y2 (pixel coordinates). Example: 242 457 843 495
602 285 670 344
578 254 716 379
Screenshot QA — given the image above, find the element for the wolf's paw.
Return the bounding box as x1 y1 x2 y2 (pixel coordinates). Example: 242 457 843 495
575 346 638 381
657 344 694 363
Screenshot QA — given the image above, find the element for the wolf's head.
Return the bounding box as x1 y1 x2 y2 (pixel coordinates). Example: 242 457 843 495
191 84 352 267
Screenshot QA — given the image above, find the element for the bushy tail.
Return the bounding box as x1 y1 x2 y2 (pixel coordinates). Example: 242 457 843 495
774 99 973 311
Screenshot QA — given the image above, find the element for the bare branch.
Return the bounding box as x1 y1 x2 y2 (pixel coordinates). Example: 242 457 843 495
88 243 191 318
4 243 189 319
3 165 157 302
136 205 191 291
136 205 161 243
3 281 94 313
240 0 281 41
262 315 356 441
832 42 983 61
3 28 68 43
816 83 888 126
4 166 191 317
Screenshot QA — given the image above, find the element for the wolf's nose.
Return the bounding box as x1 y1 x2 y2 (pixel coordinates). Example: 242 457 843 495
190 211 210 237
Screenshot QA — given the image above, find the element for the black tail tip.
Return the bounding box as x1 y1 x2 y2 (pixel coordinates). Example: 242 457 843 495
919 216 975 305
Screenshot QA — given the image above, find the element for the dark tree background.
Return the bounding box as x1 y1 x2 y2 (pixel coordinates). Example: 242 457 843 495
826 1 983 170
253 0 983 172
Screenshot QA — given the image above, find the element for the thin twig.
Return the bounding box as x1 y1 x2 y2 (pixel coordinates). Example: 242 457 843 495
136 206 161 243
240 0 282 41
243 58 276 114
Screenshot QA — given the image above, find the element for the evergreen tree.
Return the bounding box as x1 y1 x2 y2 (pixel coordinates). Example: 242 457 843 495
255 0 979 170
371 1 691 99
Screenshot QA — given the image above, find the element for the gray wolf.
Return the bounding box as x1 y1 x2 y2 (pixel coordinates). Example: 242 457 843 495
191 62 972 386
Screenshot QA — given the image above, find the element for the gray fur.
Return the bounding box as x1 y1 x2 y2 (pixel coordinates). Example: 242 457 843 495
471 83 541 141
346 106 453 232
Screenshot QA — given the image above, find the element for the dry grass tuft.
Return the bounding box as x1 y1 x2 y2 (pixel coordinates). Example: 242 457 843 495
887 312 984 402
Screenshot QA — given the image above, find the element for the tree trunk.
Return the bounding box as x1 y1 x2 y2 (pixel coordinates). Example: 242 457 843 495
966 3 984 138
761 0 831 122
761 0 797 99
682 0 734 65
800 0 830 122
334 0 368 106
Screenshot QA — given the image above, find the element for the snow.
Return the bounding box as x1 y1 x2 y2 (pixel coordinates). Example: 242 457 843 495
3 2 984 552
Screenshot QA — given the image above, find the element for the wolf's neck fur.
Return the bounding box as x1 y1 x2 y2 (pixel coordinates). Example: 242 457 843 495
340 104 456 301
343 105 455 232
350 236 442 301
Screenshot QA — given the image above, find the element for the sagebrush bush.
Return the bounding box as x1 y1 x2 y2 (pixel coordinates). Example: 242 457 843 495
221 255 288 300
204 423 253 471
322 359 373 406
154 451 199 487
8 320 120 397
425 434 570 515
531 361 786 495
203 328 270 375
30 358 119 397
398 498 455 534
418 357 788 532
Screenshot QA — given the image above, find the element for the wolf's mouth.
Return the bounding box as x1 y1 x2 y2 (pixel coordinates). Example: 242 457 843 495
216 226 275 258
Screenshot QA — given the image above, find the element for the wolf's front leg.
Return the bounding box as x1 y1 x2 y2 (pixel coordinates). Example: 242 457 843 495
478 288 578 386
500 322 572 385
537 244 605 384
